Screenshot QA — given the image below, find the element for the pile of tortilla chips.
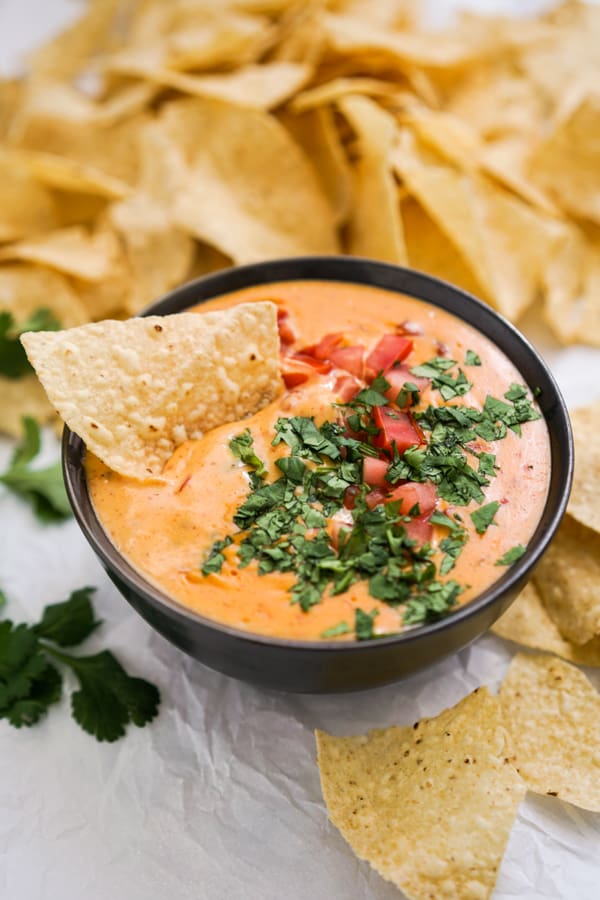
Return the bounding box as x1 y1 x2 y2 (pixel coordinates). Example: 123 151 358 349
317 652 600 899
1 0 599 434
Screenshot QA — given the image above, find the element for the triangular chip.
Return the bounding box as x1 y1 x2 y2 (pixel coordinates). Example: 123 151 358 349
21 303 282 479
567 401 600 534
316 688 525 900
492 582 600 667
499 653 600 811
0 226 121 282
533 515 600 645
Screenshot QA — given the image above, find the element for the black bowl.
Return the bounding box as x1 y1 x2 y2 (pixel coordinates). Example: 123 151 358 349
63 257 573 693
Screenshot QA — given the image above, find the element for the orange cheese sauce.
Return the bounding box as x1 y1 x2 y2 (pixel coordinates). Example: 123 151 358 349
87 281 550 640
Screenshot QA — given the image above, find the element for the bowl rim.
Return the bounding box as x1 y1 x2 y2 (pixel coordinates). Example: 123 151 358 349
62 256 574 653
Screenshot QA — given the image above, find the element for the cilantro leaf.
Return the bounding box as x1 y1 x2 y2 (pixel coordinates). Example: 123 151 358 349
496 544 527 566
0 417 71 523
470 501 500 535
58 650 160 742
229 429 266 480
465 350 481 366
320 621 351 638
0 588 160 741
201 536 233 575
0 308 61 379
34 587 100 647
355 608 378 640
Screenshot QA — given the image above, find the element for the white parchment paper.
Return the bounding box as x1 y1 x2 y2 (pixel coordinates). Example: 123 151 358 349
1 2 600 898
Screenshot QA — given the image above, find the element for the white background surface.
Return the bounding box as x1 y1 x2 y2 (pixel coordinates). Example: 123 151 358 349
1 2 600 899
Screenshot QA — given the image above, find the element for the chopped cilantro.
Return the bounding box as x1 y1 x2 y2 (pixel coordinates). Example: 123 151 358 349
496 544 527 566
229 429 266 483
355 608 378 640
0 587 159 740
470 501 500 535
0 417 71 523
0 308 61 379
201 536 233 575
465 350 482 366
320 621 351 638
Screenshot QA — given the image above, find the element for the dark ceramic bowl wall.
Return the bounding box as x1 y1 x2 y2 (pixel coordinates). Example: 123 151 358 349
63 258 573 693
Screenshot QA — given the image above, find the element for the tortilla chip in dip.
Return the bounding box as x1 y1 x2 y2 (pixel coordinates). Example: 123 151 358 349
21 302 281 479
492 582 600 668
316 687 525 900
499 653 600 812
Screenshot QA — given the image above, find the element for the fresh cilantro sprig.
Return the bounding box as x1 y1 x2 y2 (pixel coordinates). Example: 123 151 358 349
0 587 160 741
0 417 71 523
0 308 60 379
410 357 472 401
229 429 267 486
496 544 527 566
470 501 500 535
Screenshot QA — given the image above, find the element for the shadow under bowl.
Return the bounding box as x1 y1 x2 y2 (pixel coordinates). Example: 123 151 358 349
63 257 573 693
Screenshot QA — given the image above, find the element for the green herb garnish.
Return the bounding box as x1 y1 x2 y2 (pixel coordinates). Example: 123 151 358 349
320 621 351 638
229 429 267 485
355 608 378 640
496 544 527 566
0 417 71 522
0 308 60 379
465 350 482 366
0 587 160 741
470 501 500 535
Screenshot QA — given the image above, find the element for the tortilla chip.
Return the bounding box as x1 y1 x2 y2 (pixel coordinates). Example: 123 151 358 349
541 223 586 343
492 582 600 667
567 401 600 534
0 227 121 282
499 653 600 811
392 145 491 294
401 195 488 299
0 376 54 437
108 195 195 314
337 95 407 263
281 108 353 227
27 0 121 79
0 154 58 243
21 303 282 480
107 60 311 110
577 238 600 347
0 264 88 327
528 88 600 224
159 98 339 263
533 516 600 646
290 76 401 113
479 138 559 218
10 149 130 200
316 688 525 900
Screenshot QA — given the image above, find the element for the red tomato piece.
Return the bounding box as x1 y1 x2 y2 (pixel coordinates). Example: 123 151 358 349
311 332 345 360
384 365 430 406
386 481 437 516
291 353 332 374
365 488 388 509
405 514 434 546
362 456 392 489
366 335 413 379
277 308 296 345
329 344 365 378
372 407 422 454
334 374 361 403
342 484 362 510
281 368 309 389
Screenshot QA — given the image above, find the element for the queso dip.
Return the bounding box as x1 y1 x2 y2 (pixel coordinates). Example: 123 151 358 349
87 281 550 641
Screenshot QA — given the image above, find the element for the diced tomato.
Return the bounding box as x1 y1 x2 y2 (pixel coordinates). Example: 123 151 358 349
362 456 392 489
372 407 422 454
291 353 333 373
281 368 309 389
386 481 437 516
366 335 413 379
329 344 365 378
405 514 434 546
310 332 345 360
384 365 430 406
343 484 362 510
365 488 388 509
277 308 296 345
334 374 361 403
